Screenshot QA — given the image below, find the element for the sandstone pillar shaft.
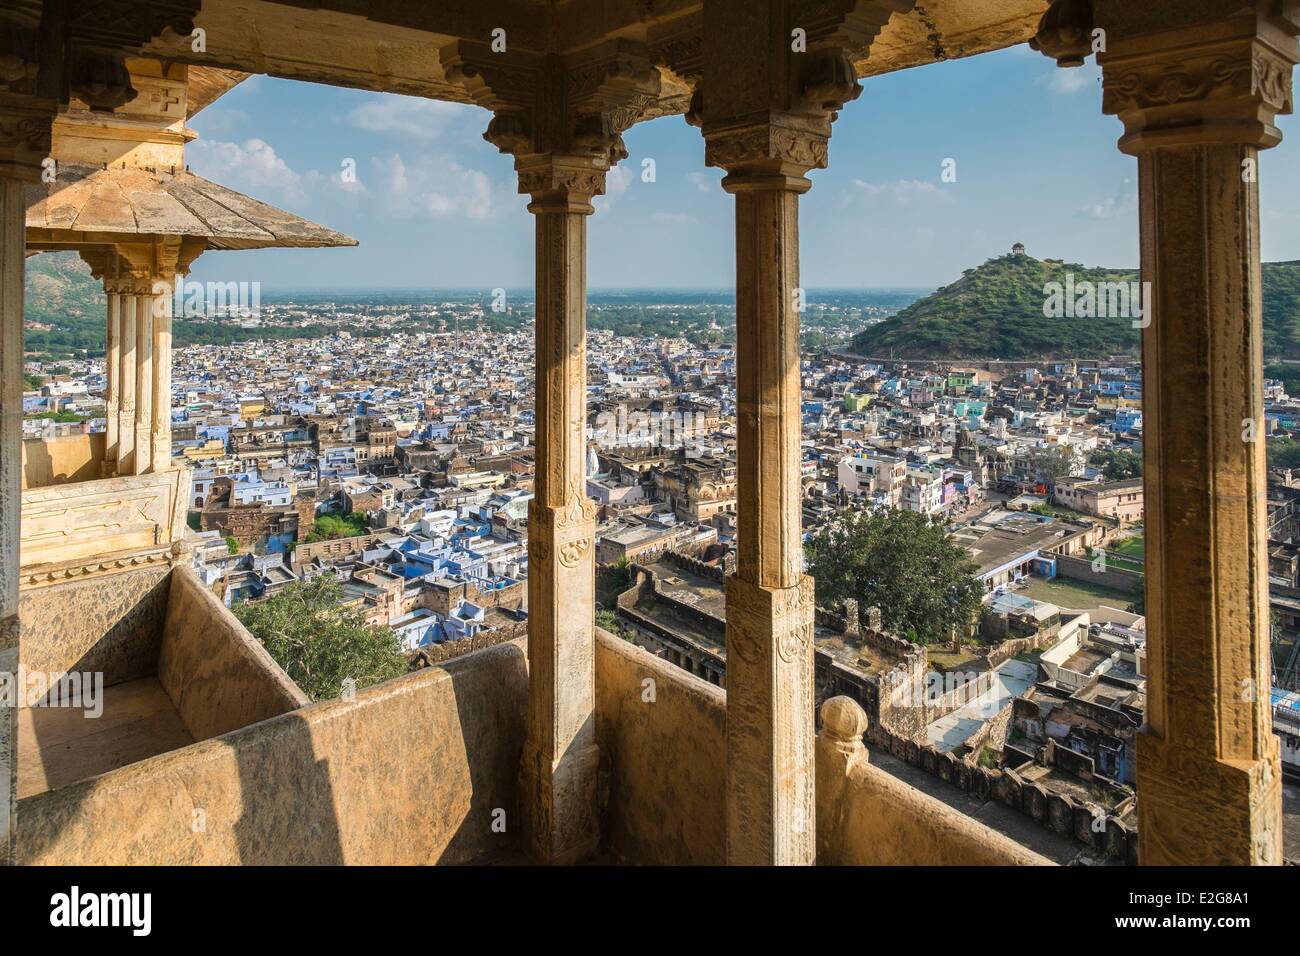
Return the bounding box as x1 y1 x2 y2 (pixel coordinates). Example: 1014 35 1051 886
720 158 816 866
117 292 137 474
104 288 120 469
133 289 153 474
1097 4 1299 864
690 0 877 863
0 1 58 867
518 157 604 864
150 282 172 472
0 178 22 868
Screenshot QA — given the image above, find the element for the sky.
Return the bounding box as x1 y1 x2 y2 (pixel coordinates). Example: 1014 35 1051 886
185 44 1300 294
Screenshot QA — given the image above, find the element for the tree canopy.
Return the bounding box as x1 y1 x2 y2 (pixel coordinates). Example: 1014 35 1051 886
233 577 408 701
305 512 369 542
805 507 983 645
1091 448 1143 480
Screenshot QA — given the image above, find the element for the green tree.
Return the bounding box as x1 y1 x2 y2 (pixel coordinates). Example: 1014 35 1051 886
233 577 409 701
1091 448 1143 480
305 512 368 542
1023 445 1074 481
608 555 632 594
1126 575 1146 616
225 535 240 555
1268 436 1300 471
805 507 983 645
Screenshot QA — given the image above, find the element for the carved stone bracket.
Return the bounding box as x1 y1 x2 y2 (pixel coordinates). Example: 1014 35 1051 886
791 0 916 59
442 37 661 194
1095 2 1299 152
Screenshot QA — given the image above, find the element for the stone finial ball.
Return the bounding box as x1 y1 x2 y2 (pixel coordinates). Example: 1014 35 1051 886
820 696 868 740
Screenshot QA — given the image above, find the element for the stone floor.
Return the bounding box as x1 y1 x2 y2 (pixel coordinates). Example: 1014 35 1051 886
17 676 193 798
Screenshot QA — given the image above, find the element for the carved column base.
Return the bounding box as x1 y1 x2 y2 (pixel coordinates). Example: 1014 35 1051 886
518 737 601 865
724 574 816 865
1137 734 1283 865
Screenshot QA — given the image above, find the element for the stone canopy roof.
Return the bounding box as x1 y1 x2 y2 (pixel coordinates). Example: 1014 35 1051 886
25 163 356 251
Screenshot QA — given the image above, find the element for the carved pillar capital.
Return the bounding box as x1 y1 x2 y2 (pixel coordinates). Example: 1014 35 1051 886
700 115 829 191
516 153 611 213
691 44 863 188
1095 2 1299 152
442 37 660 201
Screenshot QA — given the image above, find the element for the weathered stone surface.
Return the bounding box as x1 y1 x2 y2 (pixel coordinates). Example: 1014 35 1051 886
19 470 188 576
19 564 169 687
594 628 726 865
158 566 307 741
1089 0 1299 865
19 434 107 490
817 698 1053 866
18 640 529 865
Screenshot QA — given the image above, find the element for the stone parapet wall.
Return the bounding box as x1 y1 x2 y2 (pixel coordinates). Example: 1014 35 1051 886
865 718 1136 863
594 628 726 865
661 549 726 584
817 697 1053 866
18 640 530 865
20 433 106 490
158 565 308 739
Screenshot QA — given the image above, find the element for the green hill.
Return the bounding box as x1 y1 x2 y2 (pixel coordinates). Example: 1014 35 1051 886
23 251 107 358
849 253 1300 361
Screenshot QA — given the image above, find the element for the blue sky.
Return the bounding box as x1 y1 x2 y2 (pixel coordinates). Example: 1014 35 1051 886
186 44 1300 294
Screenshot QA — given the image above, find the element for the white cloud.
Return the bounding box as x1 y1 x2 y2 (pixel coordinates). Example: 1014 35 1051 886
1040 63 1101 95
687 171 715 193
346 96 478 141
852 178 942 203
1079 189 1136 220
370 152 494 220
187 138 306 201
592 164 635 212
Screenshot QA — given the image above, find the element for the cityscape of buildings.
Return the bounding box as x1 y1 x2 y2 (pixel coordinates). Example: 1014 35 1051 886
5 0 1299 887
22 297 1300 863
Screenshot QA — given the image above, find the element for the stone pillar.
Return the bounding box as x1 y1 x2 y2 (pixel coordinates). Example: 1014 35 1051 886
82 250 124 474
0 176 22 870
710 122 820 865
150 277 172 472
443 34 661 865
117 288 137 474
104 288 120 468
133 283 153 474
1092 0 1299 865
691 0 898 866
518 155 604 864
0 3 58 862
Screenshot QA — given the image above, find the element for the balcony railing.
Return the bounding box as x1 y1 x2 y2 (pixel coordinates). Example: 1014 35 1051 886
16 624 1050 865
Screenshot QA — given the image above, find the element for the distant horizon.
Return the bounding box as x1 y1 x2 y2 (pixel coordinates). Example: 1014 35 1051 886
252 285 934 295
